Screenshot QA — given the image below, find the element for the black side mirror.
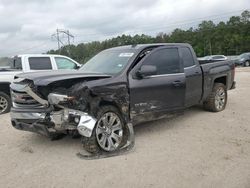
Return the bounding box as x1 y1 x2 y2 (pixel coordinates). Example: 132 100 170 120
75 64 82 69
136 65 157 78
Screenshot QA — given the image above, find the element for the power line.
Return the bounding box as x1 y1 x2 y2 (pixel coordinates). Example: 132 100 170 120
51 29 74 52
75 8 250 43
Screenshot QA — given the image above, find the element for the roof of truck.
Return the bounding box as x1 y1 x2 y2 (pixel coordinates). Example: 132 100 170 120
15 54 70 58
106 43 191 51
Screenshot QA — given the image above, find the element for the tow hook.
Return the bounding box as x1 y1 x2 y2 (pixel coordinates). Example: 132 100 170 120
76 123 135 160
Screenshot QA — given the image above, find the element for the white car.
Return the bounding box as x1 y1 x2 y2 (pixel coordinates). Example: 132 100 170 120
198 55 227 61
0 54 81 114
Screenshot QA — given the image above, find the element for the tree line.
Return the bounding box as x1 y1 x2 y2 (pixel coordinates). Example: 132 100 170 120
48 10 250 64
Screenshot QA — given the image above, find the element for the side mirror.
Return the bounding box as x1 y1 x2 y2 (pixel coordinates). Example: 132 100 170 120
136 65 157 78
75 64 82 69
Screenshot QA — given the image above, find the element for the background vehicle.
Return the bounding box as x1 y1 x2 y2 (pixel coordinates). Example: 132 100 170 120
198 55 227 62
234 53 250 67
0 54 81 114
10 43 235 153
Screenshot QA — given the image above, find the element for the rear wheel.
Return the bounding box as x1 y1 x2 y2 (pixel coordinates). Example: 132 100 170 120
0 92 11 115
203 83 227 112
81 105 128 153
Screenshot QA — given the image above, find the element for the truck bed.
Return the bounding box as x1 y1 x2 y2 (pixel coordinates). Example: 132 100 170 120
200 60 235 101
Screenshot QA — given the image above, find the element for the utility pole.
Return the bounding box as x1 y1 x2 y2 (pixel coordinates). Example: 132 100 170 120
56 29 60 50
67 30 71 46
51 29 74 54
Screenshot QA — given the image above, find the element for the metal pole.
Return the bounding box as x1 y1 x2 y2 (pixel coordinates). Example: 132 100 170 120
56 29 60 51
67 30 70 46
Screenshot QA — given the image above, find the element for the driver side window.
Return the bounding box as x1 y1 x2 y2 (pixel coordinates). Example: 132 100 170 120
142 48 181 75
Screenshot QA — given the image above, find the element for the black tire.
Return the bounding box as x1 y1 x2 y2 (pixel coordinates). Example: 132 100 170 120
81 105 128 153
203 83 227 112
244 61 250 67
0 92 11 115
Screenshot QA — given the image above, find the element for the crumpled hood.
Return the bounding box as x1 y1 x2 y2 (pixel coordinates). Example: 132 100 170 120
15 70 112 86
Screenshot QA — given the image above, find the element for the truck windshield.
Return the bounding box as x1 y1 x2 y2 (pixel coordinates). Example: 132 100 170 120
79 49 135 75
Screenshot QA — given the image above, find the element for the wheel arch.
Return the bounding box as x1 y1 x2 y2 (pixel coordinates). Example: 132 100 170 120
0 82 11 96
213 76 227 88
99 100 122 114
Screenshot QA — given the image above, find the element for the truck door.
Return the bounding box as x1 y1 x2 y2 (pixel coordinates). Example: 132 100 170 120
128 46 185 123
179 47 203 107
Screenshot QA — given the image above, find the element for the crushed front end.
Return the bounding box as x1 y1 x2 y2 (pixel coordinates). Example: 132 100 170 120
10 80 96 139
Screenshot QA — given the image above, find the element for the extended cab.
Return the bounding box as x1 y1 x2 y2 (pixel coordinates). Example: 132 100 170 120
0 54 81 114
10 44 236 153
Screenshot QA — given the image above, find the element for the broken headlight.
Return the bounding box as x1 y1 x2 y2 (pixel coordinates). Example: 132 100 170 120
48 93 75 105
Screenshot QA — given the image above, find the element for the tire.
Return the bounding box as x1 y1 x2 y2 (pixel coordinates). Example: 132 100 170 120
0 92 11 115
244 61 250 67
81 105 128 153
203 83 227 112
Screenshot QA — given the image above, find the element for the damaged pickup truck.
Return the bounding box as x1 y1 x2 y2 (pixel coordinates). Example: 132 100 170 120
10 43 236 154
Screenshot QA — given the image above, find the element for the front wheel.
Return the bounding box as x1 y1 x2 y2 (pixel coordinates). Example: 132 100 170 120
0 92 11 115
203 83 227 112
81 105 128 153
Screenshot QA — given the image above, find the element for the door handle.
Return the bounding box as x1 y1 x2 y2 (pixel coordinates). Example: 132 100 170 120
172 80 182 87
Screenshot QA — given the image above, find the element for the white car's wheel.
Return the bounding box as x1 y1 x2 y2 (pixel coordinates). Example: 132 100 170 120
0 92 11 114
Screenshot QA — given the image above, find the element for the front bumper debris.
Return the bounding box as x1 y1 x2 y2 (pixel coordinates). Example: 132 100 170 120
11 119 51 137
10 83 97 138
11 107 97 138
230 81 236 90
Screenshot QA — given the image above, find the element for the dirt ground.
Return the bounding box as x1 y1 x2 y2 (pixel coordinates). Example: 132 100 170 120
0 68 250 188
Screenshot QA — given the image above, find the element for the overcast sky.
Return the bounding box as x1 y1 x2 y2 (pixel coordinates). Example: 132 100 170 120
0 0 249 56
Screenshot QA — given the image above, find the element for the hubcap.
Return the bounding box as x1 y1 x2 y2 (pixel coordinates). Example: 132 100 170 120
246 61 250 66
0 96 8 114
96 112 123 151
215 88 226 110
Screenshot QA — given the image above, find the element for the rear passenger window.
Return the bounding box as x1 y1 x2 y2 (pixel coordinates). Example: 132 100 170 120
180 47 195 67
143 48 181 75
28 57 52 70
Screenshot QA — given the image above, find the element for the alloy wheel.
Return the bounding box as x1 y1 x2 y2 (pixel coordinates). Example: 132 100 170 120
0 96 8 114
215 87 226 110
96 112 123 151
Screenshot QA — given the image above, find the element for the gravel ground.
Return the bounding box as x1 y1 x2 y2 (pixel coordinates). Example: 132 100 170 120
0 67 250 188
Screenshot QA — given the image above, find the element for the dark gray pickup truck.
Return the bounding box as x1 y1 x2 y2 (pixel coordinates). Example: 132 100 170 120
10 43 236 154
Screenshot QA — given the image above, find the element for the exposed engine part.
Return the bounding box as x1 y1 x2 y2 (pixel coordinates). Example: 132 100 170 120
50 107 97 136
76 123 135 160
50 110 65 130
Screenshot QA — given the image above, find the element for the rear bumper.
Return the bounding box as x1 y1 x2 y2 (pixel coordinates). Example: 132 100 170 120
230 81 236 90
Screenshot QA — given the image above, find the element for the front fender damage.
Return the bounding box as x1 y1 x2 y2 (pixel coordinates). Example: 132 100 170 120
48 82 135 159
